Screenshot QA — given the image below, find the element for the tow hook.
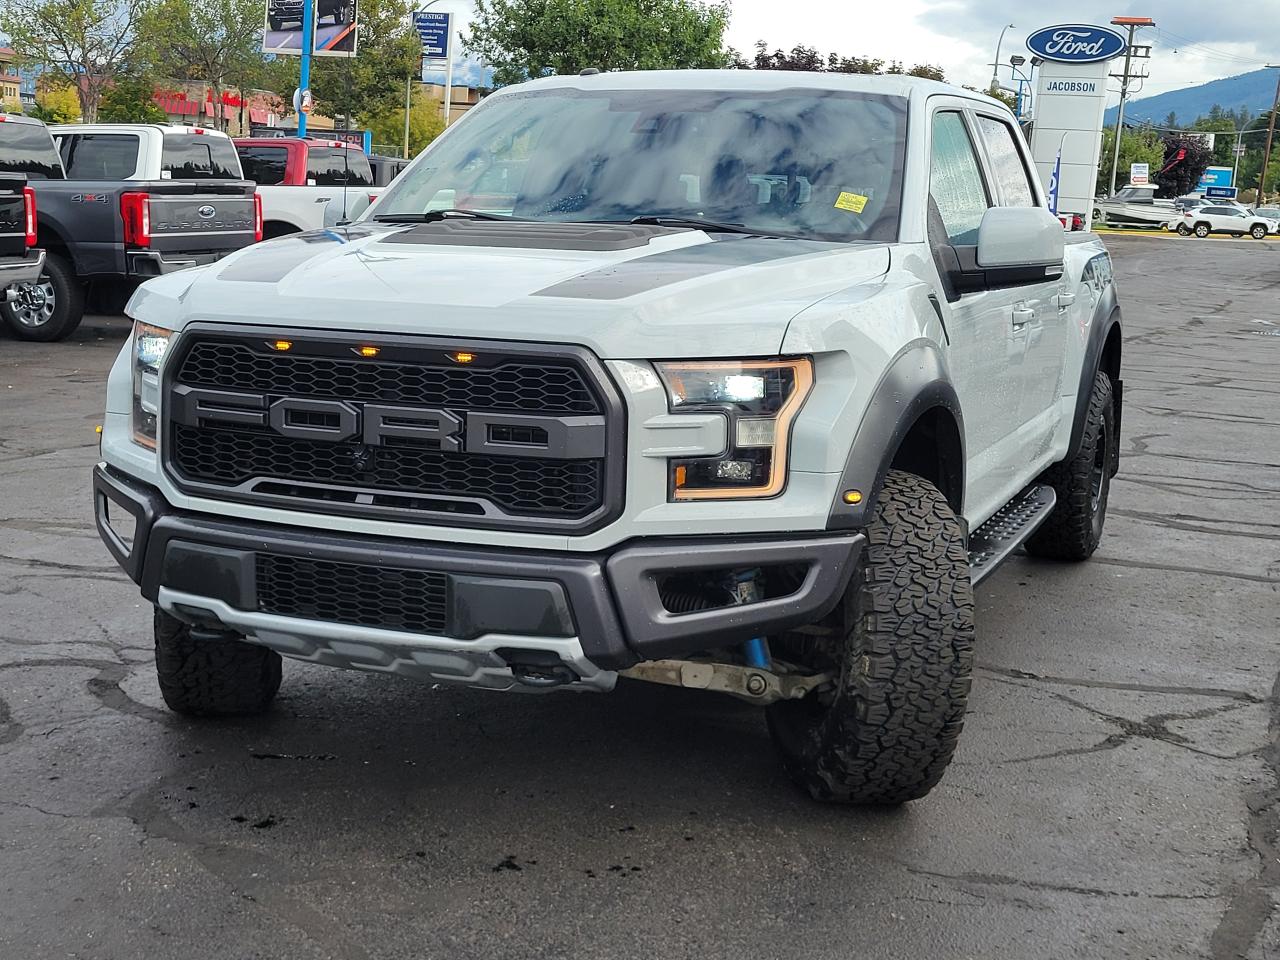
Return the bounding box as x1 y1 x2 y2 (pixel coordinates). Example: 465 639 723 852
511 663 579 688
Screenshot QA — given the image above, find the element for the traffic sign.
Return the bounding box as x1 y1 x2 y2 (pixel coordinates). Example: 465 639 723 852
414 11 450 58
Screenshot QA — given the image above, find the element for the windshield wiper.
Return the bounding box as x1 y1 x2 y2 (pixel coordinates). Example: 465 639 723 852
627 215 781 237
373 209 525 223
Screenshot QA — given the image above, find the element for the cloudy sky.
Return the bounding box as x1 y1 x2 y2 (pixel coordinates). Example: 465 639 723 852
429 0 1280 105
722 0 1280 106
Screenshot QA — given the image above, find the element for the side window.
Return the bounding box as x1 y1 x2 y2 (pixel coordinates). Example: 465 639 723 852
929 111 989 245
61 134 139 179
975 116 1037 206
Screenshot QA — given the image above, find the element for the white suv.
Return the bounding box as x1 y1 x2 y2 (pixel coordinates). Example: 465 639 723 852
1170 204 1277 239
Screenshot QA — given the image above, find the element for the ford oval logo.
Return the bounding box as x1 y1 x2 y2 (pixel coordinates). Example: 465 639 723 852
197 204 216 219
1027 24 1127 63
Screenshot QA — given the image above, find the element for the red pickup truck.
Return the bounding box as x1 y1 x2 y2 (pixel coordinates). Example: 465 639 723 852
233 138 377 236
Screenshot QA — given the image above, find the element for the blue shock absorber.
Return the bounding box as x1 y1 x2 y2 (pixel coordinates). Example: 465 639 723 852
727 568 771 669
742 636 772 669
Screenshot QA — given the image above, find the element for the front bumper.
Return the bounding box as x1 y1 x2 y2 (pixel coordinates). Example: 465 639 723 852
94 465 862 689
0 249 45 291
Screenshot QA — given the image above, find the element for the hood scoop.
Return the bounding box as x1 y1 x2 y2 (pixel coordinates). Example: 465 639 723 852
378 219 685 251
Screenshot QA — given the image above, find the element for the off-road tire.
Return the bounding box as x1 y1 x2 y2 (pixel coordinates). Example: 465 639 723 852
154 608 282 717
1251 224 1267 239
1 253 85 342
1025 371 1115 561
766 470 975 805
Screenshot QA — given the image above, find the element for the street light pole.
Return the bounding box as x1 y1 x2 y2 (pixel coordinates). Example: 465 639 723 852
991 24 1014 91
297 0 316 137
1257 65 1280 205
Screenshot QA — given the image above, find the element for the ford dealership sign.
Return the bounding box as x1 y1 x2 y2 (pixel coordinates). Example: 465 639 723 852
1027 24 1127 63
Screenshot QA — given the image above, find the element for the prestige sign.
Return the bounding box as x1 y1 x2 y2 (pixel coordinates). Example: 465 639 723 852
1027 24 1127 64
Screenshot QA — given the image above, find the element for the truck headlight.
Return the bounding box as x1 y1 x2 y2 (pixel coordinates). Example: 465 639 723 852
656 358 813 500
131 321 174 450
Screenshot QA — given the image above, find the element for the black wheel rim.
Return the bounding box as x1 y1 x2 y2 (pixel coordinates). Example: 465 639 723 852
1089 418 1108 515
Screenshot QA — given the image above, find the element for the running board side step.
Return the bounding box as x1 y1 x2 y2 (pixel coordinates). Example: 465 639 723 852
967 484 1056 586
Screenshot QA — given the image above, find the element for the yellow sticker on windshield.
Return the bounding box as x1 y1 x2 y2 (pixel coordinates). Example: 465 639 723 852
835 192 869 213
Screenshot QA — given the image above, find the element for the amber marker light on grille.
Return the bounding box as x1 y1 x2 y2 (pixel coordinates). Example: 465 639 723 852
451 351 476 364
355 345 381 358
268 339 292 351
843 489 863 504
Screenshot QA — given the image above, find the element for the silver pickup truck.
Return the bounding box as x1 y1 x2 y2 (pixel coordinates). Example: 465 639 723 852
93 71 1121 805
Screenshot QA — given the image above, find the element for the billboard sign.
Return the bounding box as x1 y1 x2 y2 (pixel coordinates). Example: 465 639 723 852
1197 166 1234 192
1026 24 1128 64
1204 185 1238 199
414 11 450 58
1129 162 1149 185
264 0 358 57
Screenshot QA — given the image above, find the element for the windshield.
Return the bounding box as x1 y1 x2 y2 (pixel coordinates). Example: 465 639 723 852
371 87 907 241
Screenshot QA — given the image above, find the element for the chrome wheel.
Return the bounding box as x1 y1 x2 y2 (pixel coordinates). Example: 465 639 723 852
7 279 55 329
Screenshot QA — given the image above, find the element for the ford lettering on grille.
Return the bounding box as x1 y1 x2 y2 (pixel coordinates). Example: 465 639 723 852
170 387 606 460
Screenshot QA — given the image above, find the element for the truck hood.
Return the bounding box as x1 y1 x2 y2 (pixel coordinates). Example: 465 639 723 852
130 221 891 358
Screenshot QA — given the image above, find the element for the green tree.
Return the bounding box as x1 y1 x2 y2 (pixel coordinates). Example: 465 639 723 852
364 86 445 157
98 72 167 122
1 0 151 121
1237 110 1280 201
136 0 265 131
740 41 943 79
464 0 731 87
310 0 421 125
1097 126 1164 195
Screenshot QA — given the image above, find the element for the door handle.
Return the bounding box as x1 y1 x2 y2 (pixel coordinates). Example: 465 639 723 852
1012 306 1035 327
1054 291 1077 309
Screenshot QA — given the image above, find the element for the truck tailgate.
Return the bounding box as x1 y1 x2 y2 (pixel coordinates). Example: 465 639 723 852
0 174 29 260
145 180 257 255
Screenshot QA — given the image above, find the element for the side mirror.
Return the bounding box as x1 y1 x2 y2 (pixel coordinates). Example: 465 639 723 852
976 206 1065 270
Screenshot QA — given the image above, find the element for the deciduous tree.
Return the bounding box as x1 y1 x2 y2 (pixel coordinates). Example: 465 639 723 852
1 0 150 121
136 0 264 130
465 0 731 88
310 0 421 125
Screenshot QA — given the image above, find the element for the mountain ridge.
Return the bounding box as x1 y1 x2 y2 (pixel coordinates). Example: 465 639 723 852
1105 67 1279 126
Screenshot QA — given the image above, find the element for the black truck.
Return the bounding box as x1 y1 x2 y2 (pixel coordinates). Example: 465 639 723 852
0 117 261 341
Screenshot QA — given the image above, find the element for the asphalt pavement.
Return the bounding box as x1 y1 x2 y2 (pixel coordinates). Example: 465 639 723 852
1 235 1278 960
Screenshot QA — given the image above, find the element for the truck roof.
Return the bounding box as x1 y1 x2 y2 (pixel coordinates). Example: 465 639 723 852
511 69 1006 109
0 113 49 127
50 123 235 140
233 137 366 150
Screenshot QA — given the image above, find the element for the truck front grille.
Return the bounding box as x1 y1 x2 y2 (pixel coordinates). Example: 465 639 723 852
163 329 624 533
256 553 448 634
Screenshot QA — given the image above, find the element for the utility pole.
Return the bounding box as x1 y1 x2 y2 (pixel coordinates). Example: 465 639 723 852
1258 65 1280 205
1107 16 1155 197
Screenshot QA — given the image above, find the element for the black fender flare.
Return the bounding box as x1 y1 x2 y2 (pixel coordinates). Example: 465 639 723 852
826 340 964 530
1066 294 1122 462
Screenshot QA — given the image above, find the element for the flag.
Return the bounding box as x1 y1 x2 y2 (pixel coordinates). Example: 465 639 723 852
1047 144 1062 216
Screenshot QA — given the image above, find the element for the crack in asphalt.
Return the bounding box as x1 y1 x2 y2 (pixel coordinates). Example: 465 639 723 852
1088 555 1280 585
901 865 1218 902
1109 508 1280 541
999 692 1255 764
1209 670 1280 960
977 665 1263 703
0 553 120 575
